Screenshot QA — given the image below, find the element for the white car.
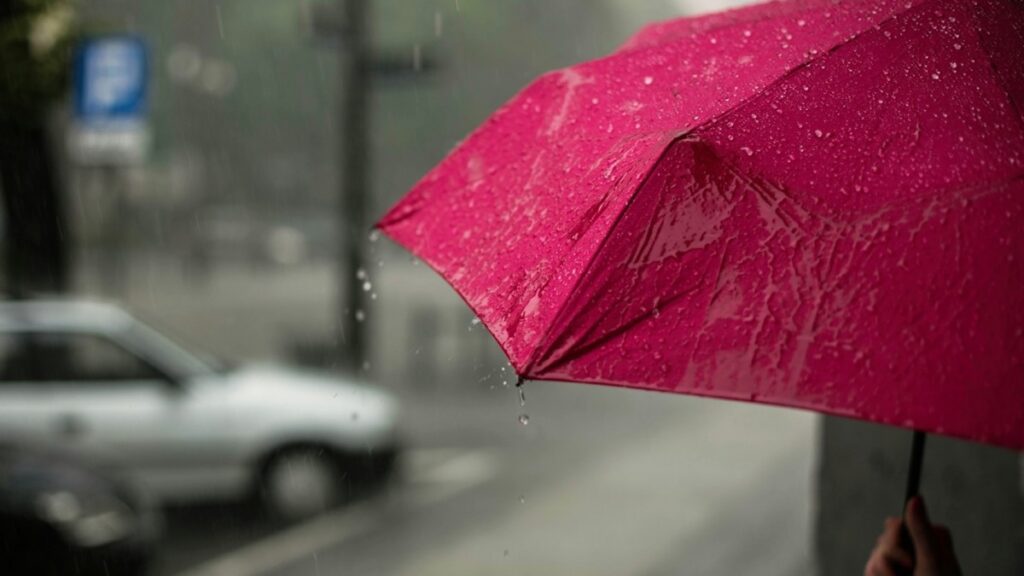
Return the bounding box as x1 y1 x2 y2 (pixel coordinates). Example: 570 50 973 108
0 300 400 519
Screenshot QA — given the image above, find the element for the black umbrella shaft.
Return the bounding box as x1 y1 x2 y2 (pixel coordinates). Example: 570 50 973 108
903 430 926 504
897 430 927 573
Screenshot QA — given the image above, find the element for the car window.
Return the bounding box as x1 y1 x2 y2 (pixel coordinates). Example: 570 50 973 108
0 332 166 384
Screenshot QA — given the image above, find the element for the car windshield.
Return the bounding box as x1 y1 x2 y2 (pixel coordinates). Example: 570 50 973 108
125 317 233 378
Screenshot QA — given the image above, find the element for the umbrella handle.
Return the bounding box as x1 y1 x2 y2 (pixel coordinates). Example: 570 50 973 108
897 430 927 571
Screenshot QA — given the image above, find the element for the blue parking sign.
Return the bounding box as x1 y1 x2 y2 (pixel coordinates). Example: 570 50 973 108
73 36 147 122
70 36 149 163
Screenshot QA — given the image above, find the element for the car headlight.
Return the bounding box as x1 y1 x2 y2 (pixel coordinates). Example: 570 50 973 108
36 490 136 548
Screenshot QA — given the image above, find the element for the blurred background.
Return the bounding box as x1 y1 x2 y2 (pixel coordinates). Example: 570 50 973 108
0 1 1020 575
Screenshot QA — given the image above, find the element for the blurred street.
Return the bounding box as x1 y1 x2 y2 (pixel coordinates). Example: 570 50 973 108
80 255 818 576
158 384 817 576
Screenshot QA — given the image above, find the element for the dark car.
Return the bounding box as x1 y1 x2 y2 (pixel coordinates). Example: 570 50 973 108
0 443 161 576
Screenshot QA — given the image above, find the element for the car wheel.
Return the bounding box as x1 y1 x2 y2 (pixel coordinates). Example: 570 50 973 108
261 446 341 521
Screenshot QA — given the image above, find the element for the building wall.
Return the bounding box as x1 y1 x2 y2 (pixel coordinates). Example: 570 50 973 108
816 416 1024 575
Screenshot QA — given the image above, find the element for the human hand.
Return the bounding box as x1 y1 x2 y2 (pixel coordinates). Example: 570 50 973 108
864 496 962 576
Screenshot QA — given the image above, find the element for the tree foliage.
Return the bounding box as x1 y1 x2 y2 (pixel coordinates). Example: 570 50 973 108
0 0 76 126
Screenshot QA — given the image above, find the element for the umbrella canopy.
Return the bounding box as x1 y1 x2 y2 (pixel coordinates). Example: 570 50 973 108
378 0 1024 450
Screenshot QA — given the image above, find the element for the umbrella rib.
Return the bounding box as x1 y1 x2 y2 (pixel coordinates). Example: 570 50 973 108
523 136 686 376
535 278 708 376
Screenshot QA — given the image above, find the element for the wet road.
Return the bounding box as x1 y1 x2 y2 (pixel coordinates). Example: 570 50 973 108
155 383 817 576
77 259 817 575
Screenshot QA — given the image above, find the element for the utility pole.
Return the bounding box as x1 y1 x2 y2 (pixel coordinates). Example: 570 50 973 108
309 0 438 373
336 0 370 372
0 0 75 298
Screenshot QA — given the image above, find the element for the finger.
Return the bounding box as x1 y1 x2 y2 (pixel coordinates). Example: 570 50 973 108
905 495 937 558
882 546 913 569
878 517 901 545
932 525 962 573
933 525 954 552
864 557 899 576
876 519 913 568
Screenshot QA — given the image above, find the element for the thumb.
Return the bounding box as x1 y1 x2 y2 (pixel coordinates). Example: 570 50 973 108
905 496 936 560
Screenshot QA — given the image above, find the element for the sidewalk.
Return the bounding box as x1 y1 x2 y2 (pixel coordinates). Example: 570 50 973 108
393 400 818 576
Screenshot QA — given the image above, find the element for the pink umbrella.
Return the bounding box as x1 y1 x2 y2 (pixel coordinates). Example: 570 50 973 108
379 0 1024 472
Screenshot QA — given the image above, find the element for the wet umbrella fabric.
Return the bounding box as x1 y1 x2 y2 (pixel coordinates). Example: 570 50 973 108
379 0 1024 450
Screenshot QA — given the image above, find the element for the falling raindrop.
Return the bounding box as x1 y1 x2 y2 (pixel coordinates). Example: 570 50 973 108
356 268 367 280
368 230 380 243
519 495 526 504
362 281 372 291
215 5 225 39
355 309 366 322
413 43 423 71
434 12 443 37
518 414 530 426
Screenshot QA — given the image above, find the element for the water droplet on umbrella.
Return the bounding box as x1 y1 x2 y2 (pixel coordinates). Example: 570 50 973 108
953 43 962 50
740 146 754 156
643 76 653 85
814 129 824 138
518 414 530 426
